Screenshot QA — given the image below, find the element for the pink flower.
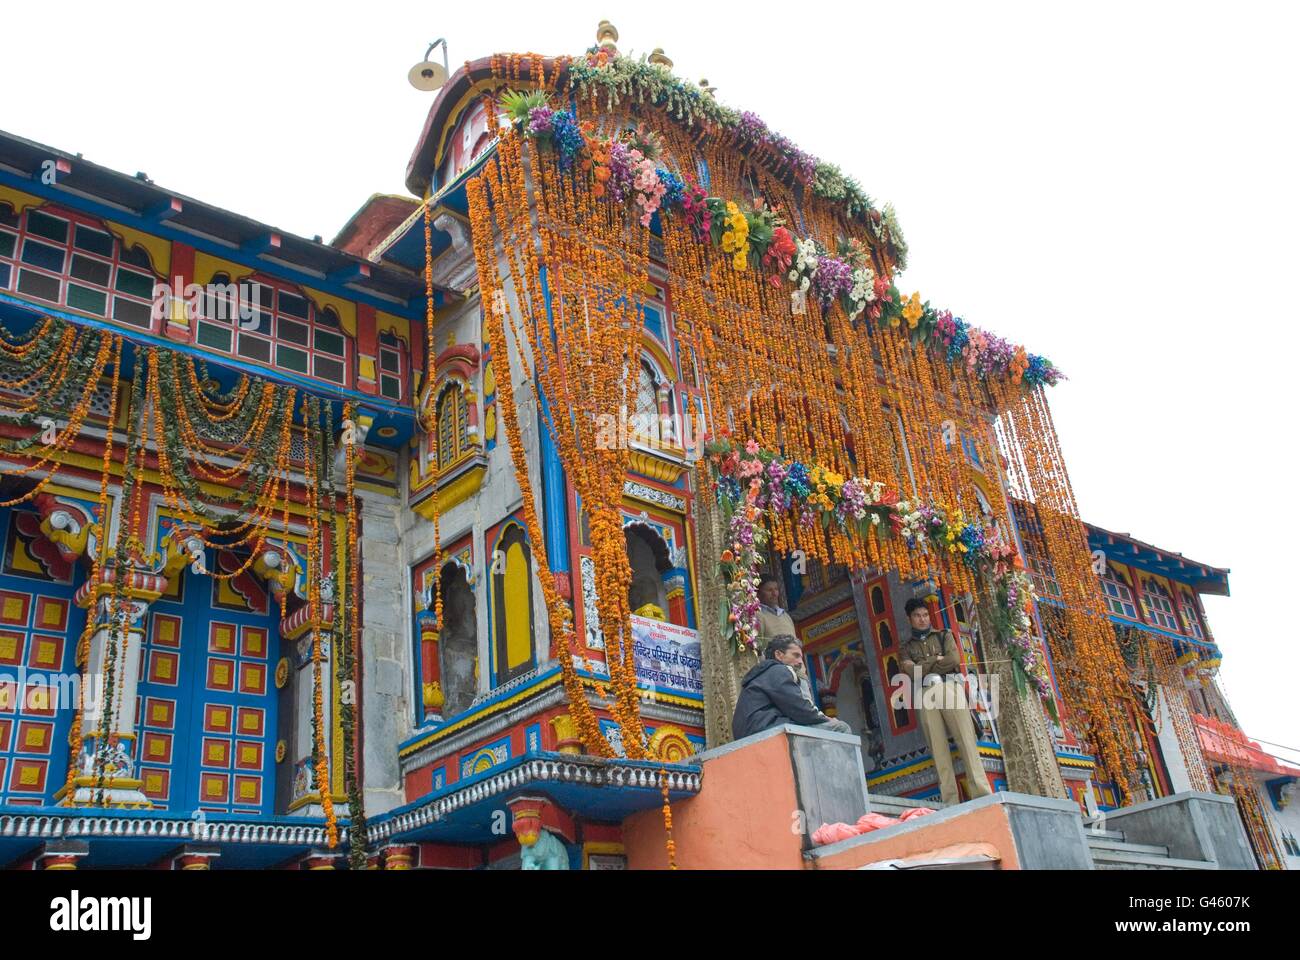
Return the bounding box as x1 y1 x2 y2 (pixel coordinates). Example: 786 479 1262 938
745 439 760 455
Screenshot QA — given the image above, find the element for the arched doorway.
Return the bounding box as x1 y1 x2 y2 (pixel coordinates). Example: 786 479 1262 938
438 563 477 717
624 523 671 622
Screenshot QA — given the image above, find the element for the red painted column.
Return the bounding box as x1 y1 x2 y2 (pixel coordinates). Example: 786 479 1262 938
356 303 378 395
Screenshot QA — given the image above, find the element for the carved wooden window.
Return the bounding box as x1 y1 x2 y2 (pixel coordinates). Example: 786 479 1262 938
435 382 469 470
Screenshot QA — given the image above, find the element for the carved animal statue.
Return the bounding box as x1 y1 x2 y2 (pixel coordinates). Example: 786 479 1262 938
520 829 569 870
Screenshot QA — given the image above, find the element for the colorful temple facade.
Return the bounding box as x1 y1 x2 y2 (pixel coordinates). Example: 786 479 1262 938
0 24 1292 870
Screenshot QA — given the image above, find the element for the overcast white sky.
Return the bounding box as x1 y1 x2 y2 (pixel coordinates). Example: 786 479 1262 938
3 2 1296 764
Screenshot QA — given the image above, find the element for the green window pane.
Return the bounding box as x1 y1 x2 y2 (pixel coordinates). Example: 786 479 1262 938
276 344 308 373
73 225 114 257
0 231 15 259
113 297 153 328
26 210 68 244
238 335 271 363
21 239 64 272
67 284 107 315
277 317 308 345
380 374 401 400
314 356 344 384
278 291 309 319
70 254 111 287
379 349 400 373
314 329 344 356
115 269 154 298
16 269 60 302
197 322 232 351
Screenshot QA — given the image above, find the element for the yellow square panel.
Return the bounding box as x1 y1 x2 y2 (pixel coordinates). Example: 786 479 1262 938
145 773 163 792
42 603 64 626
151 703 168 722
207 742 227 763
0 636 16 659
24 727 47 747
238 780 257 799
157 620 176 643
240 745 258 764
148 739 166 757
2 597 24 621
212 663 230 686
19 766 39 785
212 625 234 651
241 713 258 731
35 640 56 664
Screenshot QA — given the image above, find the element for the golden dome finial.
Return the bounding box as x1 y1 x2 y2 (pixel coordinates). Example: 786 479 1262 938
596 20 619 52
648 47 673 69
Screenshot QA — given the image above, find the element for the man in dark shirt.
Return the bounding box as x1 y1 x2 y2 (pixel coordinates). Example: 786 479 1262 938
732 637 852 740
899 598 993 806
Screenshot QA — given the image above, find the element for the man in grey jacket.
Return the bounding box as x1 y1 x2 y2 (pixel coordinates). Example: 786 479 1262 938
732 637 853 740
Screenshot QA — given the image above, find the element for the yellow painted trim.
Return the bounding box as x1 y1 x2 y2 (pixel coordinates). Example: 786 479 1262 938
193 251 256 287
375 310 410 344
105 221 171 278
286 791 349 814
413 464 485 518
304 286 357 338
0 184 47 217
358 356 377 381
627 449 688 483
582 841 626 869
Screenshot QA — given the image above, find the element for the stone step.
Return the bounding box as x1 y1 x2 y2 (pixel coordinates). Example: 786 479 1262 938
1086 837 1168 857
868 795 949 816
1088 846 1218 870
1083 828 1127 842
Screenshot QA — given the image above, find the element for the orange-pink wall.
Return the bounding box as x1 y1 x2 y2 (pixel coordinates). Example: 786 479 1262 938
624 732 807 870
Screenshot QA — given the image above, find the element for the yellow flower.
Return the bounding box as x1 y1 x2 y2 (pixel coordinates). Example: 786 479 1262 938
902 292 923 329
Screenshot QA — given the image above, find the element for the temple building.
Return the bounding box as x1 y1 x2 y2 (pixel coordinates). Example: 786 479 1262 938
0 24 1291 870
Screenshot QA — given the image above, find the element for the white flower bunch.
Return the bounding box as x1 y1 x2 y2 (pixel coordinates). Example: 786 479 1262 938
847 266 877 320
788 238 819 292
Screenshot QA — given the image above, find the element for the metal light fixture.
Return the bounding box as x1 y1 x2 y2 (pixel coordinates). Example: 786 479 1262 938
408 38 450 92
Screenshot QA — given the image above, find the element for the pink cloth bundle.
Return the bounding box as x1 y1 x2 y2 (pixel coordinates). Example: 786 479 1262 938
810 806 938 845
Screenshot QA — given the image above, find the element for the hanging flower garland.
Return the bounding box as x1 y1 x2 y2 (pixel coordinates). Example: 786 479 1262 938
706 437 1056 715
502 97 1063 391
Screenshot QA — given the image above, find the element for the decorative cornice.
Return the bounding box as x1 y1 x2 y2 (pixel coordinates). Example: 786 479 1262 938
0 812 343 847
371 755 702 843
622 480 686 513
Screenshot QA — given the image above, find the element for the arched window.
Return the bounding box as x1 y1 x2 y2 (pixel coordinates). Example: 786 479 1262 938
1140 578 1179 631
1179 590 1205 640
492 525 535 684
0 203 157 328
634 360 663 443
435 382 470 470
1101 568 1138 619
194 276 350 385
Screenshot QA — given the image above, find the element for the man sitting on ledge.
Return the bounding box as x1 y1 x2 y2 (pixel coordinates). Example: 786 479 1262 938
732 636 853 740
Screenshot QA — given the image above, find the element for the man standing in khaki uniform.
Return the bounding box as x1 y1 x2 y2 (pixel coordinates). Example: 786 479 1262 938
898 597 993 806
757 576 815 704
